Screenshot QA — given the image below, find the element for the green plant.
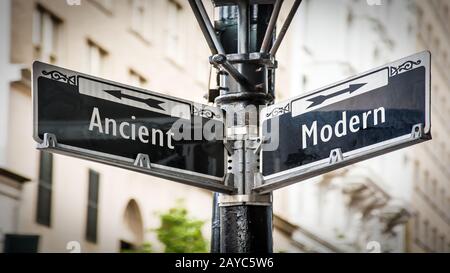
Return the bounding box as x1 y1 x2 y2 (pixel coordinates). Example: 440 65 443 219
139 242 153 253
155 204 208 253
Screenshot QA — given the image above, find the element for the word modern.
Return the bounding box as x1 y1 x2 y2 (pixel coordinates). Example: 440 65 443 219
88 107 175 149
301 107 386 149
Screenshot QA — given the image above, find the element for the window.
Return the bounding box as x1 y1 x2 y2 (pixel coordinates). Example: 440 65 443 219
86 170 100 243
432 228 437 252
36 152 53 227
120 240 137 252
33 5 62 63
87 40 108 77
441 142 446 160
413 161 420 189
417 7 424 35
120 199 144 250
431 179 437 199
439 235 445 253
166 0 183 64
129 69 147 88
423 171 429 195
444 52 448 69
131 0 152 40
373 47 380 60
440 188 446 210
434 39 440 56
423 220 429 248
426 24 432 44
3 235 40 253
414 213 420 240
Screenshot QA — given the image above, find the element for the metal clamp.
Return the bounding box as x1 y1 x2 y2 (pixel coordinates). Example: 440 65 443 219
134 153 151 169
329 148 344 164
254 172 264 188
226 125 258 140
37 133 58 149
246 138 263 155
210 54 256 91
224 173 234 187
223 138 234 156
218 193 272 207
225 53 276 68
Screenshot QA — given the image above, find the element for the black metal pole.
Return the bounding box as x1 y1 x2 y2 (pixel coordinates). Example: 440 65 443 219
260 0 283 53
210 192 220 253
188 0 224 55
189 0 300 254
215 2 274 253
220 205 273 253
270 0 302 55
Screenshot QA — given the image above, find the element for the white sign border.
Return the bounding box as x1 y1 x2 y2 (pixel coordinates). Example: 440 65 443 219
257 51 431 192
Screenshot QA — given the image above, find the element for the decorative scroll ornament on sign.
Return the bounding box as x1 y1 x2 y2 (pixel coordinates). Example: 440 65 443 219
42 70 78 85
193 106 218 119
389 60 422 77
265 103 290 118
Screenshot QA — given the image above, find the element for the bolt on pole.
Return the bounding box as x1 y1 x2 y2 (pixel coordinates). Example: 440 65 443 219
215 1 275 253
190 0 300 253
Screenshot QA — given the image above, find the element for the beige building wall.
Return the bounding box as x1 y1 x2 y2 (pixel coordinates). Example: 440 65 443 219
271 0 450 253
407 0 450 253
4 0 299 252
6 0 448 253
6 0 220 252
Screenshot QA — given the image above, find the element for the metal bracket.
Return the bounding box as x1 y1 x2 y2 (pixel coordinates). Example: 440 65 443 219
224 140 234 155
37 133 58 149
245 137 260 147
188 0 225 55
254 172 264 188
225 53 276 68
254 142 262 155
411 123 423 139
329 148 344 164
252 138 264 155
224 173 234 187
218 193 272 207
210 54 256 91
226 126 258 140
134 153 151 169
234 140 244 150
270 0 303 56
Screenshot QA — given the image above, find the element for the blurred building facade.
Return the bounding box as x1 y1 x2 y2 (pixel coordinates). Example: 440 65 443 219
273 0 450 253
2 0 220 252
0 0 449 253
0 0 303 253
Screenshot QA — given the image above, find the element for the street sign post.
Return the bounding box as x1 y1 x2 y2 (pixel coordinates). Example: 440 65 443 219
32 0 433 254
32 62 234 193
257 51 431 193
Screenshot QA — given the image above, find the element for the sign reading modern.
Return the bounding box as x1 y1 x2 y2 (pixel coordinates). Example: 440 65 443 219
258 51 431 192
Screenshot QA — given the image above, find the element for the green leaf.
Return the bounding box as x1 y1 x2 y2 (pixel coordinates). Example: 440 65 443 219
155 204 208 253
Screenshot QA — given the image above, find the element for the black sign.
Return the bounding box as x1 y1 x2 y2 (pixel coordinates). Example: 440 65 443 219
33 62 233 193
257 51 431 193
